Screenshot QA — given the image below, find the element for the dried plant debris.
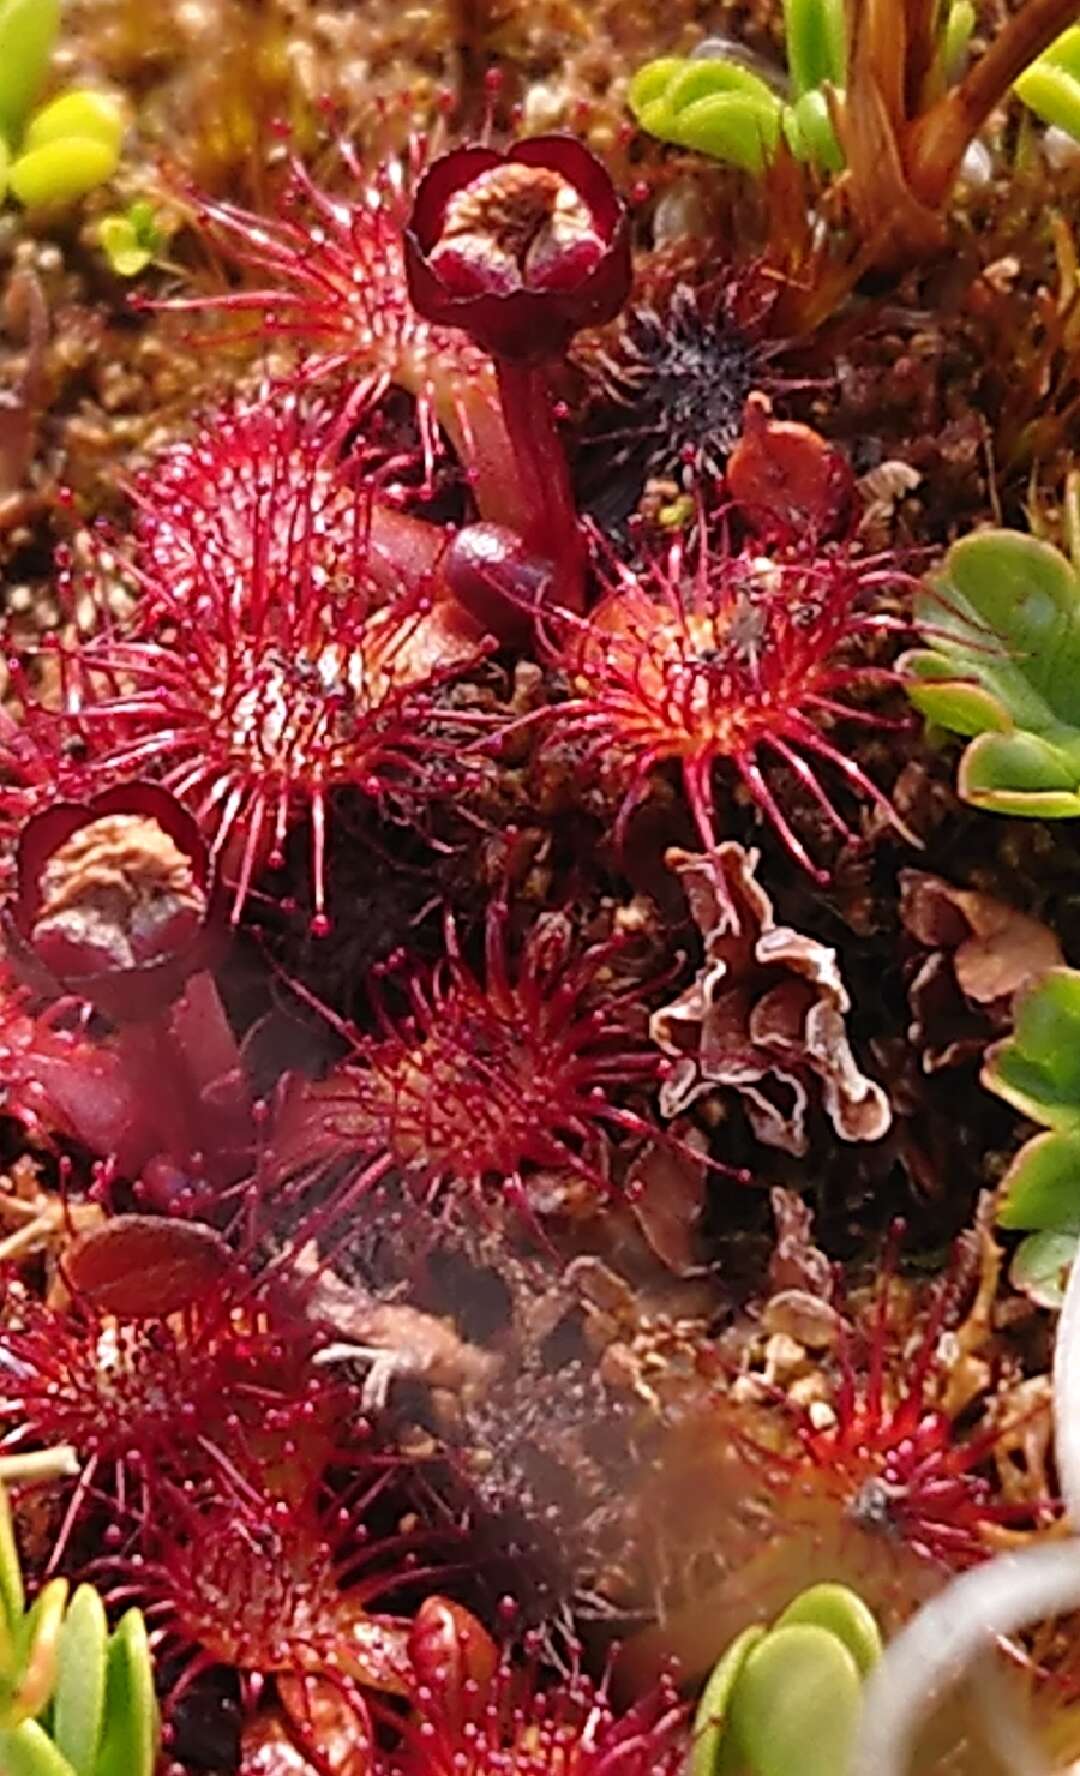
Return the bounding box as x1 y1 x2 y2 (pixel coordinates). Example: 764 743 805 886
652 842 891 1155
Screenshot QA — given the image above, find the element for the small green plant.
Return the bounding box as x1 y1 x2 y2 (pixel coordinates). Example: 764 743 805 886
0 1464 159 1776
982 968 1080 1306
0 0 125 209
1015 23 1080 144
98 200 171 278
902 525 1080 820
627 0 973 175
690 1582 882 1776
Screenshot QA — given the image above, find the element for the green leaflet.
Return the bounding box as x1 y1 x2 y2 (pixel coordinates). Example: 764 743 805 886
1015 26 1080 141
689 1584 880 1774
904 531 1080 818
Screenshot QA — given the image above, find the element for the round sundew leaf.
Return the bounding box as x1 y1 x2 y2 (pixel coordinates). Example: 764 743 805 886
0 0 60 143
0 1720 79 1776
51 1587 107 1776
8 136 119 208
996 1130 1080 1232
1010 1228 1079 1308
24 91 125 156
773 1584 882 1675
690 1626 766 1776
94 1611 158 1776
730 1624 863 1776
62 1215 236 1320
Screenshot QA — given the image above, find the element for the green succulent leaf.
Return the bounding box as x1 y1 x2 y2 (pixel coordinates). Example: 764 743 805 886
669 92 782 170
782 88 844 168
904 531 1080 816
628 55 783 170
98 215 150 277
0 0 60 145
9 1580 69 1727
24 90 125 156
997 1130 1080 1233
94 1610 158 1776
730 1623 863 1776
773 1583 882 1675
0 1484 25 1642
663 59 781 114
783 0 846 97
8 134 119 208
98 200 165 278
958 728 1080 816
0 1719 78 1776
52 1586 107 1776
943 0 976 81
983 969 1080 1129
1015 26 1080 141
691 1625 765 1776
1009 1228 1079 1308
626 57 685 117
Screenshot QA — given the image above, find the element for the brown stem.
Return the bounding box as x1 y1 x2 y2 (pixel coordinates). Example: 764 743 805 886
905 0 1080 205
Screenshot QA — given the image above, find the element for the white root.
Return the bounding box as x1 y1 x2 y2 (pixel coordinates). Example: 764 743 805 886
1054 1244 1080 1530
848 1543 1080 1776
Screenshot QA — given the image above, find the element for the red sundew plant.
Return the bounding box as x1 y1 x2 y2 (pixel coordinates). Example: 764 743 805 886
545 528 908 878
0 1277 322 1518
270 898 666 1230
622 1250 1055 1696
391 1596 687 1775
156 138 525 522
106 1464 457 1731
772 1284 1035 1570
40 393 494 931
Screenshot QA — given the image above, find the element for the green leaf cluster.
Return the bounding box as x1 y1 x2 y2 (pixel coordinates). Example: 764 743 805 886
982 968 1080 1306
690 1582 882 1776
903 530 1080 820
0 1485 158 1776
1015 25 1080 145
98 200 169 278
628 0 972 176
0 0 124 210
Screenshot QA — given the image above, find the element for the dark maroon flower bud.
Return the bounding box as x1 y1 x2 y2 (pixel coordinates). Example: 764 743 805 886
404 136 632 362
444 522 555 644
6 783 219 1023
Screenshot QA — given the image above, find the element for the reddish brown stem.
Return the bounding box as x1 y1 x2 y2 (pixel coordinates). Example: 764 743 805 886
905 0 1080 205
494 358 586 613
